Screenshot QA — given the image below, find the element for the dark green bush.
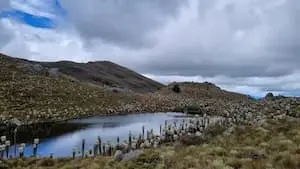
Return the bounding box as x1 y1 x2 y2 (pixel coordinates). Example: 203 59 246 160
172 84 181 93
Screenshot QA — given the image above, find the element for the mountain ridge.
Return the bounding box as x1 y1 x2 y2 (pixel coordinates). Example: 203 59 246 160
0 53 164 92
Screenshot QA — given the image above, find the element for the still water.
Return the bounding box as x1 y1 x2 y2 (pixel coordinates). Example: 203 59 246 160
10 112 189 157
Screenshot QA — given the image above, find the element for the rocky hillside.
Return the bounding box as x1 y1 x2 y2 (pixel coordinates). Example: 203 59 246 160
2 54 164 92
0 53 141 124
1 53 299 127
40 60 164 93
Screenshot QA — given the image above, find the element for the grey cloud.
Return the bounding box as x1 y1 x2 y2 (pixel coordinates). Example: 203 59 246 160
0 0 10 9
139 60 293 78
147 70 300 97
0 0 11 48
119 0 300 78
60 0 186 48
2 0 299 96
58 0 300 82
0 21 12 49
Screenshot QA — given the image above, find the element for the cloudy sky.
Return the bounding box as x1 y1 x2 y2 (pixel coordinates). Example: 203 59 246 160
0 0 299 97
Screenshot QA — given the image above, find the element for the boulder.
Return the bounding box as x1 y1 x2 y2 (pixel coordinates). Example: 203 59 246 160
121 150 144 161
114 150 123 161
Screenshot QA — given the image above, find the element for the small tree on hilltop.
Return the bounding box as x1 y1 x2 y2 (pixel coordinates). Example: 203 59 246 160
172 84 181 93
264 92 274 100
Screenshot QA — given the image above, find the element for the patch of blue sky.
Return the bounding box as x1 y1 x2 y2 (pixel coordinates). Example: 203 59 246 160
250 95 263 100
0 0 67 29
1 9 56 28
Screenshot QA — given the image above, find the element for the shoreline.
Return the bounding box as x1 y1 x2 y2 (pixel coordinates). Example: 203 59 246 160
2 96 299 129
1 96 299 139
3 107 188 127
0 111 185 143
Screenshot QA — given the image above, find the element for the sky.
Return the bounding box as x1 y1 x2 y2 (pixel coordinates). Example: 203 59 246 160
0 0 300 98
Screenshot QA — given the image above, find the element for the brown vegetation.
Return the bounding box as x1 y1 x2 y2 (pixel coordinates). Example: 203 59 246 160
0 53 255 125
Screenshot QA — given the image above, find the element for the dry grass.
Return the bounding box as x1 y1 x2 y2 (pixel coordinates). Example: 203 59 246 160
1 54 254 124
2 119 300 169
163 119 300 169
0 54 175 123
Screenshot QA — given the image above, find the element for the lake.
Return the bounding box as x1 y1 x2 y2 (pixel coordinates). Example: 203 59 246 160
7 112 190 157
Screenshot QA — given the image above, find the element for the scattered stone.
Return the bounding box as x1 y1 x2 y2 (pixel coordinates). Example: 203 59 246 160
114 150 123 161
121 150 144 161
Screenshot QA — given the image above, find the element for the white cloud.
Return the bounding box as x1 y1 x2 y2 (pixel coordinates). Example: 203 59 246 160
1 18 89 62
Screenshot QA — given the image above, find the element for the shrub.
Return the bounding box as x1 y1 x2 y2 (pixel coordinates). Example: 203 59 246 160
172 84 181 93
297 106 300 113
179 135 204 146
124 150 161 169
264 92 274 100
136 150 160 164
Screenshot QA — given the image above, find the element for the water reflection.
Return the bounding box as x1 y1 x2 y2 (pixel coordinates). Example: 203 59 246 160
11 112 189 157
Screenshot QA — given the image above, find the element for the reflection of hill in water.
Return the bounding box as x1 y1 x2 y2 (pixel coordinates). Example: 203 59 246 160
6 113 187 146
7 112 188 157
3 122 90 144
99 122 121 128
70 112 186 125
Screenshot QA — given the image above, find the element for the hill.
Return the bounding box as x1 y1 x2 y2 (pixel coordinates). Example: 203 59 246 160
0 53 264 126
159 82 251 101
1 54 164 93
0 53 137 123
39 60 164 92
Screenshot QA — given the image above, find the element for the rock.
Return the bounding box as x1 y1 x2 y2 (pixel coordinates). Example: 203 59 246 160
32 64 43 73
195 131 202 137
48 68 60 78
255 119 266 126
9 118 22 126
114 150 123 161
122 149 144 161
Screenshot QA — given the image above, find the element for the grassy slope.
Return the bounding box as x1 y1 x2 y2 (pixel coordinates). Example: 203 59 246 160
2 119 300 169
0 54 140 123
163 82 250 101
1 53 253 124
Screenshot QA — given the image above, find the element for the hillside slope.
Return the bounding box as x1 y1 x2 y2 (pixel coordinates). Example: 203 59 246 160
1 53 272 126
160 82 250 101
38 60 164 92
0 53 144 123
